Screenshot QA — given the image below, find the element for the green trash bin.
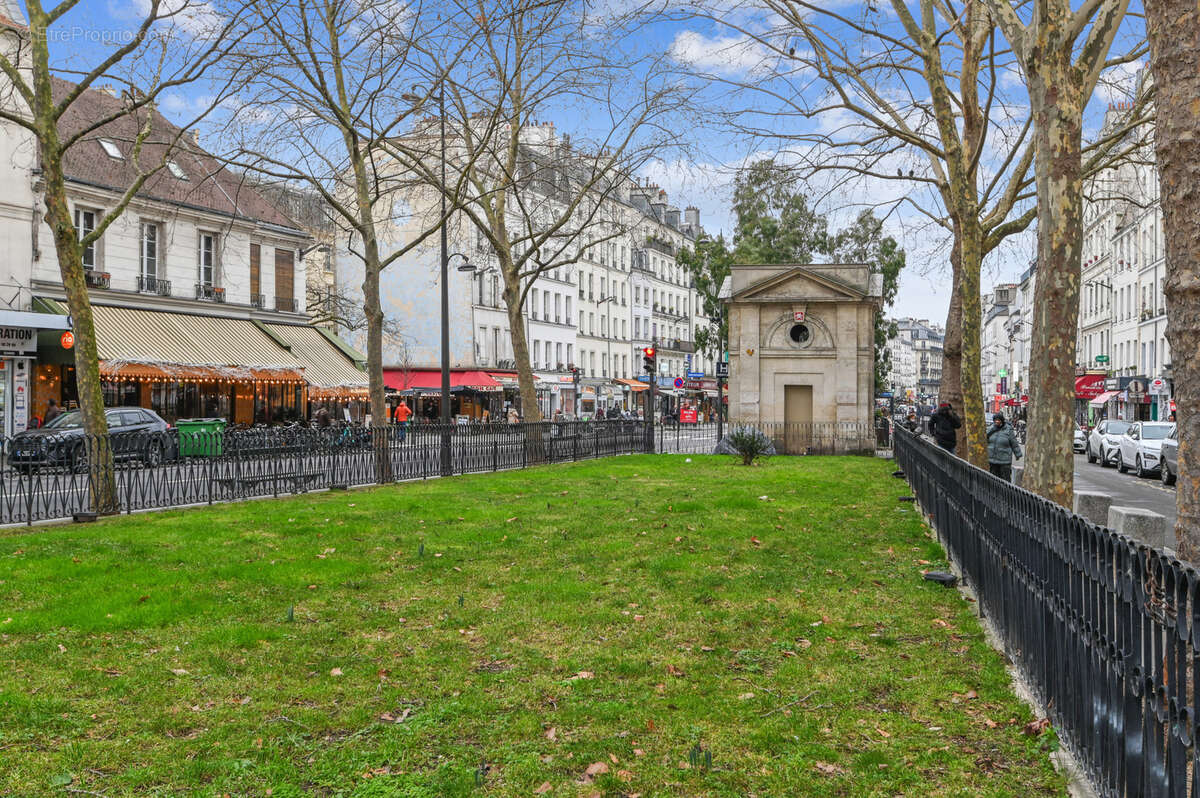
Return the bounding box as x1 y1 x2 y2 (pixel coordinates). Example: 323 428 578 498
176 418 227 456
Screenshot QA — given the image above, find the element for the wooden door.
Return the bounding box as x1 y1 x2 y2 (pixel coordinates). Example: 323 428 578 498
784 385 813 454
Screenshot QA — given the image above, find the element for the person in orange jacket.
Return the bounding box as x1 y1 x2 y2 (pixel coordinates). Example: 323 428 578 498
393 401 412 441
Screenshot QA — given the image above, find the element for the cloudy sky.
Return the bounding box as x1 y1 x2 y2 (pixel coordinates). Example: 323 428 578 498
30 0 1146 329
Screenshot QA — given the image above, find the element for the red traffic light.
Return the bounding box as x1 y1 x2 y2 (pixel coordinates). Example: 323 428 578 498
643 347 655 358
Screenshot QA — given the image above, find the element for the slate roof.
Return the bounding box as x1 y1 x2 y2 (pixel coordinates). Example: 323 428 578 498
54 77 301 232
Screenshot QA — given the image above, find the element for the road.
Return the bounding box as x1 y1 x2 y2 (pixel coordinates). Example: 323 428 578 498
1072 452 1176 528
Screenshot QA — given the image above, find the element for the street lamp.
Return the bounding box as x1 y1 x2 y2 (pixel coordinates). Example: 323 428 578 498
402 84 452 475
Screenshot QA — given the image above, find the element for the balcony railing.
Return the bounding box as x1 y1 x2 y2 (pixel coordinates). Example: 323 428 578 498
644 237 675 257
251 293 265 309
659 338 696 353
195 283 226 303
84 269 111 289
275 297 298 313
137 275 171 296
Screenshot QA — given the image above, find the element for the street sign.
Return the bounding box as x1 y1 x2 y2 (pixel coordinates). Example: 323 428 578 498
715 362 729 378
673 377 684 388
998 369 1007 378
636 375 650 383
1150 378 1167 395
680 407 698 423
687 371 704 379
1096 354 1110 363
878 391 893 398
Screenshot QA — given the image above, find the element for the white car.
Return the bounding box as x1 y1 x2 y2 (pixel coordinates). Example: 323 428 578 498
1086 419 1130 467
1073 427 1086 453
1118 421 1174 478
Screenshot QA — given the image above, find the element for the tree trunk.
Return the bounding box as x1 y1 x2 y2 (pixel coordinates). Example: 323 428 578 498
499 264 543 424
361 240 392 483
940 236 964 412
40 149 117 513
1145 0 1200 558
957 221 987 468
1023 61 1084 507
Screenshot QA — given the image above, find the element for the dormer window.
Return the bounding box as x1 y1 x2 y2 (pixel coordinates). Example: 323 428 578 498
166 161 188 180
99 139 123 160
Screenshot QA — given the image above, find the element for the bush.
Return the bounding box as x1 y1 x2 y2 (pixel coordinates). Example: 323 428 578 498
715 425 776 465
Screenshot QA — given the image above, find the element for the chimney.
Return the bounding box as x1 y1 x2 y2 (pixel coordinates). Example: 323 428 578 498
684 206 700 230
190 130 201 146
665 207 680 228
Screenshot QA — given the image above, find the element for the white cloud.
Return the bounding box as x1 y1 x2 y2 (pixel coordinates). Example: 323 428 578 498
1097 60 1145 104
128 0 225 39
669 30 775 76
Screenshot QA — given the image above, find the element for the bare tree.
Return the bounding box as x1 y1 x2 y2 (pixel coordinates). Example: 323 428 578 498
0 0 253 512
224 0 481 478
1144 0 1200 556
981 0 1147 505
397 0 694 422
680 0 1038 466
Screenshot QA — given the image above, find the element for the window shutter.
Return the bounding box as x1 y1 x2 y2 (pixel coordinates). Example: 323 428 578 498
274 248 293 306
250 243 261 296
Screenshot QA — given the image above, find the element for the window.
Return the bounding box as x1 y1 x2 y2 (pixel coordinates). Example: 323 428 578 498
75 208 97 269
545 341 552 368
565 296 572 320
531 288 539 319
588 312 594 335
566 344 573 367
543 292 549 321
579 310 584 330
533 339 540 368
555 342 562 367
197 231 217 286
275 248 294 308
99 139 123 160
479 326 489 364
166 160 188 180
140 222 158 279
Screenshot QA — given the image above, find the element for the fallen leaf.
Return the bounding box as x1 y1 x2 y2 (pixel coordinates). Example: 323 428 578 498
1023 717 1051 736
544 727 557 741
330 667 344 677
506 517 518 523
814 761 845 775
609 753 619 764
633 748 645 756
576 761 609 783
170 668 189 676
533 782 552 795
57 643 66 653
569 671 595 680
750 537 762 546
700 645 714 652
617 769 633 782
738 692 755 700
964 689 978 700
875 727 891 738
666 663 685 678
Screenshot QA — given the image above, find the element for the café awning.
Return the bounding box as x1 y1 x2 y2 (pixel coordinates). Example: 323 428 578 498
37 299 305 382
1090 390 1121 406
262 323 367 395
614 378 649 392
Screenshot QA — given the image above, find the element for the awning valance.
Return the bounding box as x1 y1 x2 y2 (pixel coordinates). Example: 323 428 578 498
100 362 303 383
1090 390 1121 406
615 378 649 392
383 369 502 392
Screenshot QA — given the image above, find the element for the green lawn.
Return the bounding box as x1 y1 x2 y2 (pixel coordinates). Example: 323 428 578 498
0 455 1063 797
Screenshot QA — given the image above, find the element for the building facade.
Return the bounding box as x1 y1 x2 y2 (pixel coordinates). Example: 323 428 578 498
891 318 944 406
0 11 365 433
339 119 719 421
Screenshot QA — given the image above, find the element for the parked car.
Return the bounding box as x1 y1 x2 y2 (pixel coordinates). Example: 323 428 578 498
1073 426 1086 453
1160 424 1179 486
9 407 174 473
1117 421 1174 478
1086 419 1130 467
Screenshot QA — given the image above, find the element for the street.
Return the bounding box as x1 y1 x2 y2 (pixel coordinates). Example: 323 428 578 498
1072 452 1177 528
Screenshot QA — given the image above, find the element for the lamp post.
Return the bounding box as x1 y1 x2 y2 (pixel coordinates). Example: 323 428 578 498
402 85 452 475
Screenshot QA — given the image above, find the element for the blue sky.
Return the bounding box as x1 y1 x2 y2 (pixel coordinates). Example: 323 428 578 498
27 0 1149 329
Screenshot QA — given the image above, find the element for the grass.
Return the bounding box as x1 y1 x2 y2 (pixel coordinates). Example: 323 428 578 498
0 455 1064 797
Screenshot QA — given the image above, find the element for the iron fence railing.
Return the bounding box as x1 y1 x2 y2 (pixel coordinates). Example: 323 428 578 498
0 421 649 526
653 421 878 455
894 426 1193 798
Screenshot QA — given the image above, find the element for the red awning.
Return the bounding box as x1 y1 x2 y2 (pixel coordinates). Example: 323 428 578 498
1074 374 1107 400
384 369 502 392
1090 390 1121 406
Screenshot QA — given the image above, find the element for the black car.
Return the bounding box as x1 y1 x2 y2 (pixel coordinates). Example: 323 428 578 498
9 408 174 473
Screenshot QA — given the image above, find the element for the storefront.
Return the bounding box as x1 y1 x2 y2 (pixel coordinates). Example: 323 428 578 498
261 323 369 423
383 369 503 421
32 300 310 425
1074 373 1107 425
0 309 72 437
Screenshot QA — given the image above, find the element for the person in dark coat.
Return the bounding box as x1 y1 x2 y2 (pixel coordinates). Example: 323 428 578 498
927 401 962 454
43 399 62 426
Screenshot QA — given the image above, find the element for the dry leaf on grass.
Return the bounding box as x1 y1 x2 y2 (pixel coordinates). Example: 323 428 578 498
329 667 343 677
666 663 685 678
814 761 845 775
544 727 556 741
533 782 552 794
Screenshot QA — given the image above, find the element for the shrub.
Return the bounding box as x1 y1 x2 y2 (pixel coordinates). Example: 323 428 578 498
715 425 776 465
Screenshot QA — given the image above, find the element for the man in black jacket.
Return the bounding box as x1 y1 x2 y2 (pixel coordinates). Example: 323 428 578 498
928 402 962 454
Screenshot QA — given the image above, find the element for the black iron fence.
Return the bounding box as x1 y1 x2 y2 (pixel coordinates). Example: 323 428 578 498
0 421 648 526
653 421 878 455
895 427 1193 798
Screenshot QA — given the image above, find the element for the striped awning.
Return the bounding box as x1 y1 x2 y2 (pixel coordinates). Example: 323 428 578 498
263 323 366 390
38 299 305 381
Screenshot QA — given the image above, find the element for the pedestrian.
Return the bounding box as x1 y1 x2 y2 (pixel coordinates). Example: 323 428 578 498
507 406 520 424
44 398 62 426
904 412 919 434
927 401 962 454
986 413 1022 481
393 400 412 442
313 406 332 427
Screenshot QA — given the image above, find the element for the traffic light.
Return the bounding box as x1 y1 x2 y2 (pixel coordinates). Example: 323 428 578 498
642 346 656 374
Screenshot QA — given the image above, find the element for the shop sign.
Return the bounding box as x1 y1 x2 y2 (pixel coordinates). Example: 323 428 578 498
715 362 729 378
680 407 698 424
0 325 36 354
1150 378 1167 395
61 331 74 350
